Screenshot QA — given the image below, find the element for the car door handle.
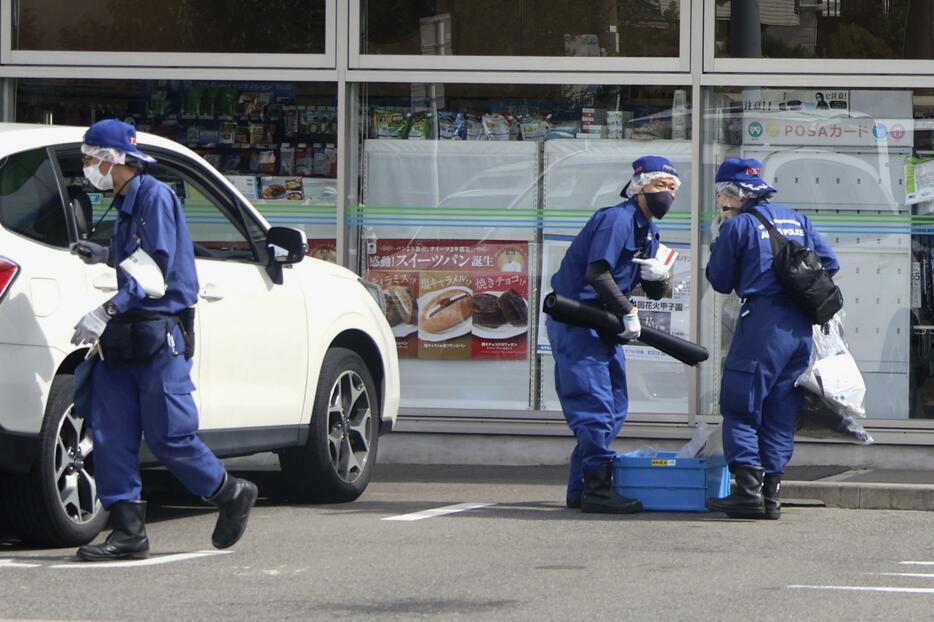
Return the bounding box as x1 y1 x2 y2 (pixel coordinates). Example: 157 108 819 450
92 275 118 292
199 284 225 301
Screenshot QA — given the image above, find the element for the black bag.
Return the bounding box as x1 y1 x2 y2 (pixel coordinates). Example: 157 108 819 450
750 209 843 325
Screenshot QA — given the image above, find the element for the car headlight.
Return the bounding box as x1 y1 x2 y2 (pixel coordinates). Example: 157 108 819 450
359 279 386 314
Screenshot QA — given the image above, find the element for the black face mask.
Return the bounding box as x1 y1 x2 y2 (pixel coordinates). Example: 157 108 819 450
642 190 675 219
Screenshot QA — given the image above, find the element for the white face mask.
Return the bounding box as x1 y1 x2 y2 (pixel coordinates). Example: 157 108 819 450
84 162 114 191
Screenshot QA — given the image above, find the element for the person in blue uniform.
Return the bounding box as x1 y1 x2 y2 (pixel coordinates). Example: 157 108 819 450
705 158 839 519
69 119 258 560
548 156 681 513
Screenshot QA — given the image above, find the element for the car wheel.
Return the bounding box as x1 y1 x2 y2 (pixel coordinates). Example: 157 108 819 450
0 374 107 547
279 347 380 503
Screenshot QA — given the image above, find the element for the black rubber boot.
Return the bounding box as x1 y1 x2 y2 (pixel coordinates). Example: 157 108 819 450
76 500 150 562
761 473 782 520
205 473 258 549
706 465 765 518
581 459 642 514
566 496 581 509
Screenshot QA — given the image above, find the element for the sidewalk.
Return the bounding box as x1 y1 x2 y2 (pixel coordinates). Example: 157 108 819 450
782 465 934 511
225 458 934 512
369 464 934 512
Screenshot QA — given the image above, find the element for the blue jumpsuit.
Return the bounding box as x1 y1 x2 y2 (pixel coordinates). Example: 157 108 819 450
706 200 839 474
91 174 225 508
549 200 661 501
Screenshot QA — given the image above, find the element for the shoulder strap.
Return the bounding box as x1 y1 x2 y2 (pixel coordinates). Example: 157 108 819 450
748 207 786 256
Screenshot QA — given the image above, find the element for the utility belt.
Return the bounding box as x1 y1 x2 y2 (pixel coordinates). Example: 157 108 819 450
100 308 195 362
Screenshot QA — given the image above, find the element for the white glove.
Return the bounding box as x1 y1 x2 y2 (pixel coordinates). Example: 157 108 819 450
70 240 110 265
710 215 723 239
632 257 670 282
71 306 111 346
619 310 641 340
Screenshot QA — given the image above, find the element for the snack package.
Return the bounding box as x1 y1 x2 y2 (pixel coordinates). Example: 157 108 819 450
547 120 580 140
466 114 483 140
279 144 296 176
257 150 277 174
519 114 551 141
438 112 467 140
283 106 300 137
325 144 337 177
295 144 313 176
313 143 328 176
407 112 434 140
374 108 409 139
482 113 512 141
219 122 237 145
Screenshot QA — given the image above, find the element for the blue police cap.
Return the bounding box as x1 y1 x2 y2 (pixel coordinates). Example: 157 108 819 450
83 119 156 164
632 155 679 178
715 158 776 195
620 155 679 197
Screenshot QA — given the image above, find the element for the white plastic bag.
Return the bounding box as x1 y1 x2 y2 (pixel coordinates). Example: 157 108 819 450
795 312 867 418
675 422 724 458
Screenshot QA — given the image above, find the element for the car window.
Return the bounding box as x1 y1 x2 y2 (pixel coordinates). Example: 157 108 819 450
55 149 260 263
146 160 258 262
0 148 69 247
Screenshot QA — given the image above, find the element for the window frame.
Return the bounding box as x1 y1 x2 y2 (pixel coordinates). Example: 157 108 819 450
350 0 691 73
1 0 337 69
52 143 269 265
0 145 72 249
704 1 934 75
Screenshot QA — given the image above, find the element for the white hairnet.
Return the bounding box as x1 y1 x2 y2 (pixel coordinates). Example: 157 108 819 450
716 181 761 200
625 171 682 198
81 143 127 165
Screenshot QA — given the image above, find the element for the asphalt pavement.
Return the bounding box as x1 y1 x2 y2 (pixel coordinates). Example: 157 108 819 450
2 464 934 621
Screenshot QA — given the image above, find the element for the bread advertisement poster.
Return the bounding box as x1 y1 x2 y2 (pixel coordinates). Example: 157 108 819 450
368 271 419 358
417 272 474 359
366 240 529 360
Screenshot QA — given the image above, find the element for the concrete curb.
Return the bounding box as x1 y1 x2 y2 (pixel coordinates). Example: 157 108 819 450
783 481 934 511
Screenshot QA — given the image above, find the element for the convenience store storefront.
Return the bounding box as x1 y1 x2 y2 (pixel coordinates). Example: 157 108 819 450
5 0 934 464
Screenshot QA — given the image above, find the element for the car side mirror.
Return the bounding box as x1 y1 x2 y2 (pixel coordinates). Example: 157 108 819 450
267 227 307 265
265 227 307 285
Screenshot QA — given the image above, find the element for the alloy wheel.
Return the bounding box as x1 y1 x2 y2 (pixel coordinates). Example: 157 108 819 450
54 405 101 525
326 370 372 484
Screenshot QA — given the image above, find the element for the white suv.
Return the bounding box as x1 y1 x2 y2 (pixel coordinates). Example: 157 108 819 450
0 124 400 547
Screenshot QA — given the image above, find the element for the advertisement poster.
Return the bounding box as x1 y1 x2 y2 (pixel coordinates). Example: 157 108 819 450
742 89 913 148
537 234 691 363
367 240 530 360
905 156 934 205
307 239 337 263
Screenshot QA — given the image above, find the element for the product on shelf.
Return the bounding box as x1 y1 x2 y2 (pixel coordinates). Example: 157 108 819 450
438 112 467 140
279 143 296 175
374 108 409 139
295 144 313 176
407 112 434 140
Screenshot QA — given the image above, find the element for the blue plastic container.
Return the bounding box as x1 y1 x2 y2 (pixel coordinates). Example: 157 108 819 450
613 451 731 512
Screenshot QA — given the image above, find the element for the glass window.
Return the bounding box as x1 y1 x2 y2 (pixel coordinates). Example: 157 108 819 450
362 1 681 57
353 82 692 415
0 148 69 247
715 0 934 60
700 86 930 422
15 78 339 263
14 0 327 54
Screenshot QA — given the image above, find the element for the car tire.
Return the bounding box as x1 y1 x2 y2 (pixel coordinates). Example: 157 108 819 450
279 347 380 503
0 373 107 547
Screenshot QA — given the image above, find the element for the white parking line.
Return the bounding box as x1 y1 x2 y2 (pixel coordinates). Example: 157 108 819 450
382 502 495 522
879 572 934 579
901 561 934 566
788 585 934 595
50 550 232 569
0 559 41 568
